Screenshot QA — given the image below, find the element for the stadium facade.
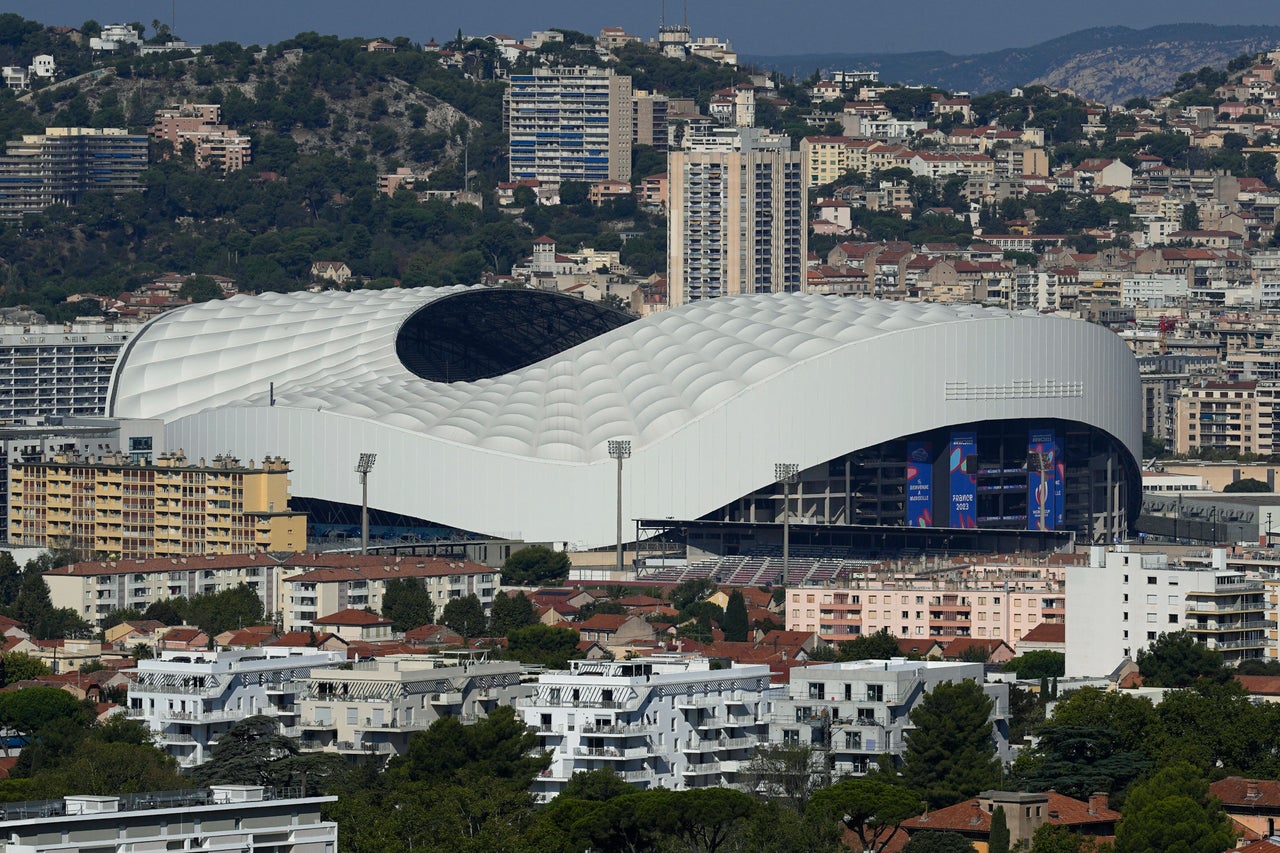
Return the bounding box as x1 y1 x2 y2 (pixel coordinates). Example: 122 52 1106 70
108 287 1141 550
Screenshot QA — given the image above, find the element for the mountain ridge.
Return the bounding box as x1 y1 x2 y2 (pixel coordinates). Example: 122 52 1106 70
744 23 1280 103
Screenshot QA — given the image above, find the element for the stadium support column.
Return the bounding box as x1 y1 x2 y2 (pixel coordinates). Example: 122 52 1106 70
355 453 377 555
776 463 799 586
608 440 632 576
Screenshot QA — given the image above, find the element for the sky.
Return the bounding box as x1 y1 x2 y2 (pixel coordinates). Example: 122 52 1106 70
11 0 1280 57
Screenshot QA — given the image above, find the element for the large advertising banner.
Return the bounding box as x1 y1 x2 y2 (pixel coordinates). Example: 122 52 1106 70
906 441 933 527
1027 428 1064 530
948 432 978 529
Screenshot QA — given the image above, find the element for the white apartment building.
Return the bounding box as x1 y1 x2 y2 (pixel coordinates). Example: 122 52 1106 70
504 66 633 185
1065 546 1273 677
668 126 807 306
768 660 1011 778
0 786 336 853
520 655 777 802
1122 274 1189 309
127 647 345 769
296 652 527 760
0 321 143 421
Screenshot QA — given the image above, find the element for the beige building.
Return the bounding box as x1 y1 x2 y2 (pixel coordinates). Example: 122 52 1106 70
801 135 855 188
668 127 806 306
297 652 527 759
1175 380 1278 456
7 450 304 559
281 558 497 631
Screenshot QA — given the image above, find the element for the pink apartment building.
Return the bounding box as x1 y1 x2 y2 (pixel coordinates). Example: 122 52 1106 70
786 555 1074 648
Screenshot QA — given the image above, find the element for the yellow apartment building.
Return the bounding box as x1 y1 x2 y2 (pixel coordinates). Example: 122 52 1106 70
7 450 305 559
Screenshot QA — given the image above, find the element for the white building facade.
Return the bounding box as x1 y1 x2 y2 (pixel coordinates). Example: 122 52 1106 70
296 653 527 760
127 647 344 768
0 321 142 421
768 660 1011 777
1065 546 1273 677
519 655 777 802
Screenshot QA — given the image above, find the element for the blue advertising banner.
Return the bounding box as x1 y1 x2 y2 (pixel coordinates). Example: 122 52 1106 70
948 432 978 529
906 441 933 527
1027 428 1062 531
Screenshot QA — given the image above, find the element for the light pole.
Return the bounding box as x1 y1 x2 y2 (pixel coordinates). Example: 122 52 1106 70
775 463 799 586
608 440 632 575
1268 512 1274 548
355 452 377 555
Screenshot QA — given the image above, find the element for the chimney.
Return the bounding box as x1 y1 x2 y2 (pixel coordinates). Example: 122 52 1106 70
1248 782 1261 800
1088 792 1108 816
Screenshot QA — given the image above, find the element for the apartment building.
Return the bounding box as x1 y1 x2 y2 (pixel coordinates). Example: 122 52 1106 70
1066 546 1273 676
520 655 777 802
785 560 1066 646
801 135 856 189
1174 380 1276 455
0 127 147 218
7 450 305 559
127 647 344 768
0 786 336 852
768 660 1011 778
668 126 806 306
151 103 252 173
0 320 143 421
632 89 669 149
281 557 497 631
297 652 526 760
505 67 633 184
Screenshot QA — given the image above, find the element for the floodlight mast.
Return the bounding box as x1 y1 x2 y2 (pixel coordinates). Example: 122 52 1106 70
608 440 632 576
775 463 800 586
355 453 377 554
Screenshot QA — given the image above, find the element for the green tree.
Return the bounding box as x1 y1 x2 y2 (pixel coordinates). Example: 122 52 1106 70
0 651 51 687
381 577 435 632
488 590 536 636
506 624 581 669
1136 631 1226 687
0 551 22 606
27 740 186 798
836 628 901 661
902 831 977 852
1002 650 1065 680
1114 762 1233 853
1222 477 1271 493
390 706 548 787
191 715 298 786
808 778 923 852
722 590 749 642
1013 724 1151 799
665 787 757 853
143 600 182 625
1029 822 1092 853
561 767 633 801
440 593 486 640
901 680 1002 808
501 545 571 587
175 584 264 637
743 743 825 812
988 805 1010 853
179 274 223 302
1179 202 1201 232
0 687 90 737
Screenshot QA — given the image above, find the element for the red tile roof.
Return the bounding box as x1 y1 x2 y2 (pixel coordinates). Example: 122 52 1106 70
1212 777 1280 809
313 609 391 627
1236 675 1280 696
1018 623 1065 645
577 614 632 632
904 792 1118 835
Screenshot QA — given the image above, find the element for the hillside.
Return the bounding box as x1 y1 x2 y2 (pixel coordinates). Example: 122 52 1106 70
745 23 1280 103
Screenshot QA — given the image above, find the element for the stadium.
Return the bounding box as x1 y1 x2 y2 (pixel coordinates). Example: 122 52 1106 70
108 286 1141 566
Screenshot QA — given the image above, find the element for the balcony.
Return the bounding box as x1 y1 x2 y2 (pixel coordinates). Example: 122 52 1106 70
573 746 650 760
579 721 655 736
430 692 464 705
681 761 722 775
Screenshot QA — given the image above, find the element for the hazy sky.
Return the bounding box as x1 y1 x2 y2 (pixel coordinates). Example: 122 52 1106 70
11 0 1280 56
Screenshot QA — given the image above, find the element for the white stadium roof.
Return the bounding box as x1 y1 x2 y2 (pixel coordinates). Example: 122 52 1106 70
110 287 1141 549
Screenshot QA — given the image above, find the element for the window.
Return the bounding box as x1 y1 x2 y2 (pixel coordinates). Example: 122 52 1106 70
783 729 799 744
1146 613 1157 623
808 683 826 700
901 611 909 619
1169 614 1179 624
346 707 357 725
1147 576 1157 585
866 684 884 702
1168 595 1179 605
1147 631 1157 640
1147 595 1157 604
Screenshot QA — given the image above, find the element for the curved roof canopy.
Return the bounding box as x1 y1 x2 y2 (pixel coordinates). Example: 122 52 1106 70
110 287 1142 548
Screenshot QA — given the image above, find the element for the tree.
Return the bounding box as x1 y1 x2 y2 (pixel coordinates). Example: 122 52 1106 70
988 805 1010 853
0 651 51 687
808 778 923 852
500 545 571 587
1223 477 1271 493
1114 762 1233 853
1179 202 1201 232
1136 631 1226 687
440 594 486 640
722 590 749 642
1013 724 1151 799
27 740 186 798
179 275 223 302
1002 650 1065 680
381 578 435 632
143 599 182 625
506 624 580 669
902 831 977 852
488 591 536 636
561 767 633 801
191 715 299 786
743 743 826 812
1029 823 1092 853
0 687 90 737
664 787 757 853
175 584 264 637
0 551 22 606
901 680 1002 808
390 706 548 788
836 628 901 661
